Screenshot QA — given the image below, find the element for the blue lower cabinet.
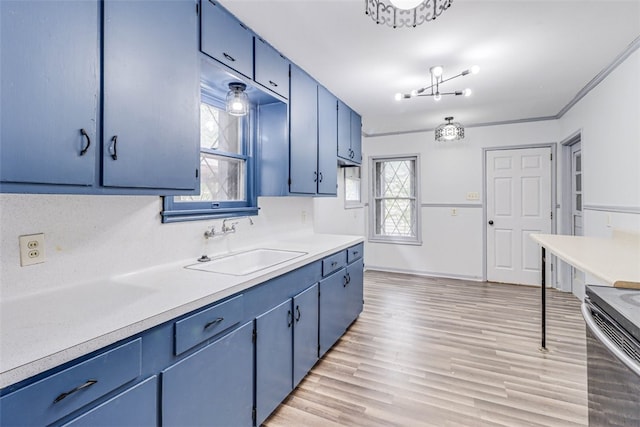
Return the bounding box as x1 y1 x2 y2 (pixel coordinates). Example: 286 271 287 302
293 283 319 388
0 339 142 427
319 269 349 358
161 321 254 427
256 300 293 426
60 376 158 427
345 259 364 327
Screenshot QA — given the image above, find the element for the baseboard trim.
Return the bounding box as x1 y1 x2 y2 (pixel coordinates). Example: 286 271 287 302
365 265 483 282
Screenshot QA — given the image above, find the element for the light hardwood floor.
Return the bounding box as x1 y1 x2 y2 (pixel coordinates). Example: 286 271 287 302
264 270 588 427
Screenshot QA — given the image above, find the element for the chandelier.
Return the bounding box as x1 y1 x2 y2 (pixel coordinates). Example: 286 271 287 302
435 117 464 142
365 0 454 29
395 65 479 102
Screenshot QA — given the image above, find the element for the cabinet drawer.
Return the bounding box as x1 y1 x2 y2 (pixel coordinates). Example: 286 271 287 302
254 38 289 98
175 294 244 355
201 0 254 78
347 243 363 263
0 339 141 427
322 251 347 277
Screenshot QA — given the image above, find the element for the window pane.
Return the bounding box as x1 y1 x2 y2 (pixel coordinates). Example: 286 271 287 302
575 173 581 192
200 103 241 154
178 153 245 202
375 198 415 236
576 194 582 212
575 154 581 172
345 167 361 204
377 160 414 198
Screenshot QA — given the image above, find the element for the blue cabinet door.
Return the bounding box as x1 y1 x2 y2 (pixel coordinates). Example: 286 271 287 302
319 269 348 357
102 0 199 190
289 66 318 194
256 299 293 426
254 38 289 99
317 87 338 196
337 100 351 162
0 0 98 186
350 110 363 164
345 259 364 327
257 102 289 196
61 376 158 427
293 283 319 388
161 321 254 427
201 0 254 78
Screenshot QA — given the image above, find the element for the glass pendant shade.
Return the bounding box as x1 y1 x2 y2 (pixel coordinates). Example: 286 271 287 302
435 117 464 142
226 82 249 116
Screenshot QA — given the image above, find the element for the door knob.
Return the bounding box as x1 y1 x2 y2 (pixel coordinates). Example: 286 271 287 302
488 220 494 225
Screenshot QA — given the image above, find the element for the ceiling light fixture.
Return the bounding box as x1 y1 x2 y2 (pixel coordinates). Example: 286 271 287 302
395 65 478 102
226 82 249 116
435 117 464 142
365 0 453 29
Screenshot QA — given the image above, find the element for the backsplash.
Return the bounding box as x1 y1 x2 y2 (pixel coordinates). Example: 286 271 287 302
0 194 314 299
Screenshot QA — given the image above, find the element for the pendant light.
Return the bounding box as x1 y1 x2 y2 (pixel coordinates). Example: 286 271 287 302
226 82 249 116
435 117 464 142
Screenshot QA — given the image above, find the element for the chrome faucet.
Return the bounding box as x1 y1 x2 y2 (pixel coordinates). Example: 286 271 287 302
205 216 254 239
222 219 238 234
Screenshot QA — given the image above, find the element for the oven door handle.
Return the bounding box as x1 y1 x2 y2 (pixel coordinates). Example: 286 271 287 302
581 303 640 377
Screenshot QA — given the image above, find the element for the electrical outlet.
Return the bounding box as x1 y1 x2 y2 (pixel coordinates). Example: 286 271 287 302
451 208 458 216
19 233 45 266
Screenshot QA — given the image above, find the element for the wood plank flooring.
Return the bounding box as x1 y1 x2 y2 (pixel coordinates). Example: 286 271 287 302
264 271 588 427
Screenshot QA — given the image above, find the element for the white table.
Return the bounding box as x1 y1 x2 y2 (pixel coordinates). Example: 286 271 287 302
530 231 640 349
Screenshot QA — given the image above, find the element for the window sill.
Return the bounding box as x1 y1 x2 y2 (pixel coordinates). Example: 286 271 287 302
368 236 422 246
161 207 259 223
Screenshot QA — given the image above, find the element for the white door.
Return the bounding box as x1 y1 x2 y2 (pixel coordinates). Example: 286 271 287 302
570 144 585 291
486 147 552 285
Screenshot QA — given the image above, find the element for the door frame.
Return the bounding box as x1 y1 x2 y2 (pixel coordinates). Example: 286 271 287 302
482 143 558 285
559 130 582 292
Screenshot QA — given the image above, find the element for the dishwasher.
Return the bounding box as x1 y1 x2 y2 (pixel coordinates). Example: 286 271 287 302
582 285 640 426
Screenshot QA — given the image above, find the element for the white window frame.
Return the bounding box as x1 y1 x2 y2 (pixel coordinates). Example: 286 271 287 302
369 154 421 245
344 166 363 209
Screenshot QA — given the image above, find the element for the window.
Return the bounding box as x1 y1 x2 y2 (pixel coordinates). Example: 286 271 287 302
344 167 362 208
370 156 421 244
162 95 257 223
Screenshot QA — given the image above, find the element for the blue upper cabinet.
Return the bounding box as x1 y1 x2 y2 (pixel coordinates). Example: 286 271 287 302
317 86 339 195
350 110 363 164
337 100 362 165
289 66 319 195
102 0 199 191
0 0 99 186
201 0 254 79
254 38 289 99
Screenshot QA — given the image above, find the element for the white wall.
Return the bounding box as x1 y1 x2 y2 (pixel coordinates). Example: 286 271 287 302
0 195 314 299
359 121 558 280
313 168 365 236
555 48 640 299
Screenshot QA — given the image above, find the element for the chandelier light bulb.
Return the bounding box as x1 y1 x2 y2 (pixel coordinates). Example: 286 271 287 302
434 92 442 101
463 88 472 97
389 0 423 10
395 93 402 101
410 89 418 97
471 65 480 74
431 65 444 78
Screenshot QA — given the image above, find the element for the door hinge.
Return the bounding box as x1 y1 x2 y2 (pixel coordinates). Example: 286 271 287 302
252 407 256 424
288 178 292 185
195 169 199 178
252 328 256 344
550 211 553 219
551 263 554 272
195 2 199 15
550 153 553 161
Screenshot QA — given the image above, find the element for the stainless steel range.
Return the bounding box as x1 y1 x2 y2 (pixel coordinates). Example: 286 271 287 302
582 286 640 426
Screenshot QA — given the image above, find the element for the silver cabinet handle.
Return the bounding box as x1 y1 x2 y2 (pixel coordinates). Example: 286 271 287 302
54 379 98 404
581 303 640 377
204 317 224 330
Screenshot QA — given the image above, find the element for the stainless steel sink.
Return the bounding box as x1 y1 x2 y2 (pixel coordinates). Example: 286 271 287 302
184 248 307 276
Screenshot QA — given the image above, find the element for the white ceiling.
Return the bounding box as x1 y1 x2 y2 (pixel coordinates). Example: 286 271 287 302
219 0 640 136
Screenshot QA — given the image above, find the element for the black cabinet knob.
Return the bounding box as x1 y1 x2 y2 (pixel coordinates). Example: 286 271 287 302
488 220 494 225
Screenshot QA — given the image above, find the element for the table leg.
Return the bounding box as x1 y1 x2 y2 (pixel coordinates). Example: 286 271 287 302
541 247 547 351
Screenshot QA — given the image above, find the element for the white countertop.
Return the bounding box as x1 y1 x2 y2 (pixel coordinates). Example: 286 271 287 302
0 233 363 389
530 231 640 286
